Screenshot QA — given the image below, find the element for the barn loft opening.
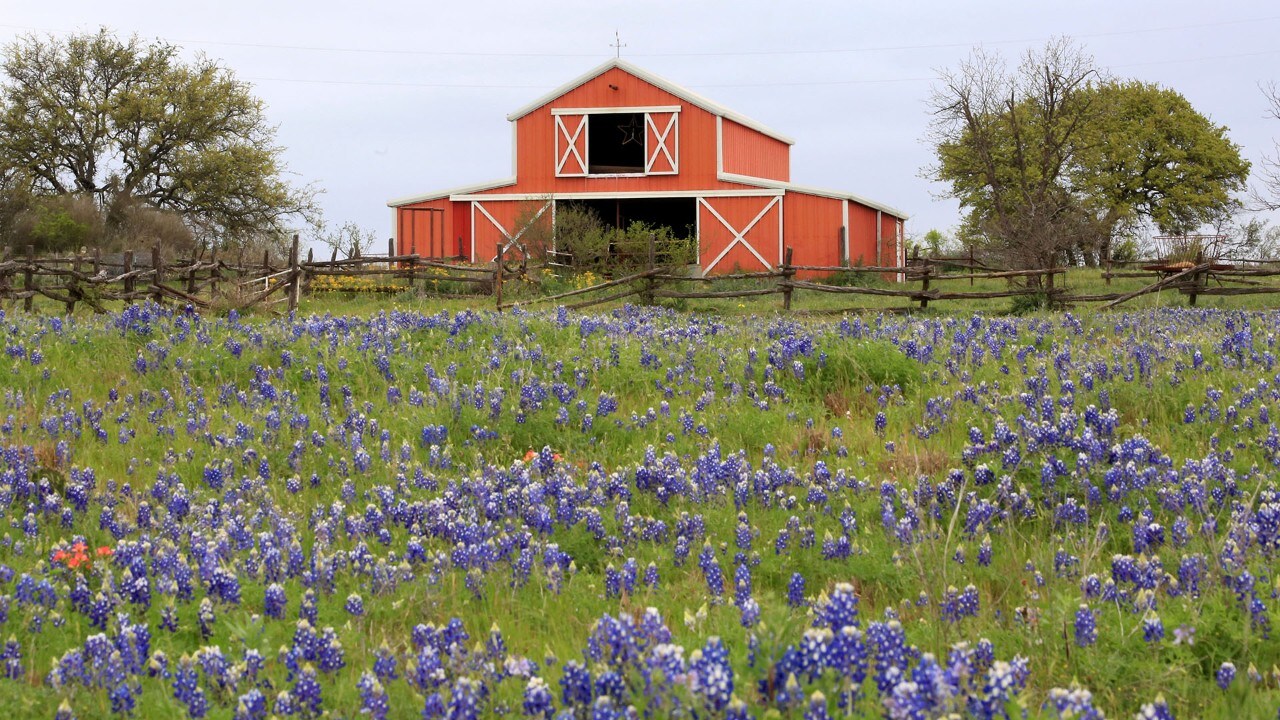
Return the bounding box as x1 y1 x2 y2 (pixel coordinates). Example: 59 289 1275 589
587 113 645 174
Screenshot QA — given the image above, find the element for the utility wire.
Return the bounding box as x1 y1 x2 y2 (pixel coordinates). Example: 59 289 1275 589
0 14 1277 60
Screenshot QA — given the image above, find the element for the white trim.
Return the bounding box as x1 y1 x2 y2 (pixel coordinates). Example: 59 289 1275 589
778 196 784 265
897 221 905 283
506 58 795 145
554 114 588 177
389 178 516 207
876 209 883 268
715 116 724 176
552 105 680 116
841 200 850 264
715 172 909 219
451 188 782 201
695 200 701 269
469 201 477 262
511 122 518 177
391 207 399 247
698 196 780 273
644 112 678 175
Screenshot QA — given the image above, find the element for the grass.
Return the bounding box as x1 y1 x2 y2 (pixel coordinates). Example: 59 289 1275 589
0 283 1276 718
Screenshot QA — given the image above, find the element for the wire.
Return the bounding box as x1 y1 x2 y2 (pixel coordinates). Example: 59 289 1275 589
1 14 1277 60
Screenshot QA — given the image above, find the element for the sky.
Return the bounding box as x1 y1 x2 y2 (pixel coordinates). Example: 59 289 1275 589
2 0 1279 254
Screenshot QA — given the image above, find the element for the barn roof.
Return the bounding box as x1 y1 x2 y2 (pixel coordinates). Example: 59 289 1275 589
506 58 795 146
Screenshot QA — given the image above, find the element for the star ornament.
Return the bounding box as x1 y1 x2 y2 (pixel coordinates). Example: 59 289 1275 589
617 115 643 146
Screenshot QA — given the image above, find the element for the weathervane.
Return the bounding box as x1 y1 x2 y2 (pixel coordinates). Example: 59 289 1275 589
611 31 626 59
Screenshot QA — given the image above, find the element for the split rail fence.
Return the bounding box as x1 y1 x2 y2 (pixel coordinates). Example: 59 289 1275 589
5 236 1280 316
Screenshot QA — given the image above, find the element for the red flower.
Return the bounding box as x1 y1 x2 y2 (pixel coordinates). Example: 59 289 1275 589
96 546 114 557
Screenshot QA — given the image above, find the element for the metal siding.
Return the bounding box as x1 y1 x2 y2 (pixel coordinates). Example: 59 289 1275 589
721 118 790 181
782 192 844 277
396 200 454 258
847 204 879 265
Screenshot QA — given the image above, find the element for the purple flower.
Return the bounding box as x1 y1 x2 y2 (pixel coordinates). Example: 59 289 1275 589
1216 661 1235 690
1074 605 1097 647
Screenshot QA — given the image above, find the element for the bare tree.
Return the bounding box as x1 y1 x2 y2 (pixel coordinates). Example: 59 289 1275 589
1255 82 1280 212
312 219 377 259
926 38 1103 273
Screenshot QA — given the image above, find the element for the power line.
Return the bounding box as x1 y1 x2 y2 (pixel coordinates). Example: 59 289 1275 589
1 14 1277 60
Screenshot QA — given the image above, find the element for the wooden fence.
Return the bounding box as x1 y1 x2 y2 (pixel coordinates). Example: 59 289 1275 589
5 237 1280 316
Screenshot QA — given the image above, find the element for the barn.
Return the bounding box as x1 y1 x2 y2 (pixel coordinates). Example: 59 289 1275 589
388 59 907 277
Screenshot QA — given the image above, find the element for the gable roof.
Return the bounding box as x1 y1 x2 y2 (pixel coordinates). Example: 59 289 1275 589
506 58 795 146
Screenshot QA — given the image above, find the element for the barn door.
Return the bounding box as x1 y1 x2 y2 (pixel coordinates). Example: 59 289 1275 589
472 200 552 263
697 196 781 274
644 111 678 175
555 114 588 177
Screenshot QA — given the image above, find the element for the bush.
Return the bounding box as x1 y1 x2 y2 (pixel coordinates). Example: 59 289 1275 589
553 204 694 274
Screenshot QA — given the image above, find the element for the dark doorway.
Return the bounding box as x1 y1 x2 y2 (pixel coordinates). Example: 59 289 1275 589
572 197 696 239
587 113 646 174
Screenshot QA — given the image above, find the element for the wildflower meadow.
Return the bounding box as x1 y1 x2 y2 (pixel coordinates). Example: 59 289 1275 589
0 300 1278 719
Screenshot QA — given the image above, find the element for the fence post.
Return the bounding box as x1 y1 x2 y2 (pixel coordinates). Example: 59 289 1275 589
123 251 135 300
0 247 10 302
409 238 417 291
186 251 198 295
1104 245 1113 287
916 248 930 310
388 237 395 261
1189 250 1203 307
66 250 80 315
495 244 504 312
24 245 34 312
643 232 656 305
969 245 975 286
152 245 165 304
287 234 301 314
781 246 795 311
1044 267 1056 308
209 249 220 299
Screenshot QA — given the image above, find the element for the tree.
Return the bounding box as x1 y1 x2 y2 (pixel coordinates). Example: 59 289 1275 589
1077 81 1249 262
1257 82 1280 211
927 38 1101 272
0 29 317 250
928 38 1249 270
313 219 378 260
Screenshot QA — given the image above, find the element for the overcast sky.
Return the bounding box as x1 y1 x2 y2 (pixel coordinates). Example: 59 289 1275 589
3 0 1279 252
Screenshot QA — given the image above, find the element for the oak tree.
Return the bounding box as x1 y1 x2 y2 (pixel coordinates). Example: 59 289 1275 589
0 29 317 251
928 38 1248 269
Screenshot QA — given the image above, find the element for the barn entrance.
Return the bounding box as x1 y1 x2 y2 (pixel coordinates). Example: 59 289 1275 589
569 198 695 238
556 197 696 268
555 197 696 270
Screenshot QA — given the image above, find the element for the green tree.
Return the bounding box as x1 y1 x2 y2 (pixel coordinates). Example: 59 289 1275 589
927 38 1249 269
0 29 317 249
1076 81 1249 262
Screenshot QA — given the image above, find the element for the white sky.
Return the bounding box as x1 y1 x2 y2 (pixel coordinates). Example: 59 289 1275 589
3 0 1279 253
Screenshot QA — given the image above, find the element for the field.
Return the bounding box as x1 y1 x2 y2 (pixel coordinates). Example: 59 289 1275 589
0 286 1278 719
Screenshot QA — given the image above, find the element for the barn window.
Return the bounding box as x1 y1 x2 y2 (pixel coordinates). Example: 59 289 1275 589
587 113 646 174
554 107 680 177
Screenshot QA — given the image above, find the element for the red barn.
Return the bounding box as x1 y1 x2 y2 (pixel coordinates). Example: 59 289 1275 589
389 59 907 276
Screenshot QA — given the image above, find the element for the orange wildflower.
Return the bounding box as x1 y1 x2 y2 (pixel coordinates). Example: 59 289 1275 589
97 546 114 557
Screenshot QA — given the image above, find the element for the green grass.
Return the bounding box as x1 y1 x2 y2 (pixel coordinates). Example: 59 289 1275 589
0 284 1276 719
